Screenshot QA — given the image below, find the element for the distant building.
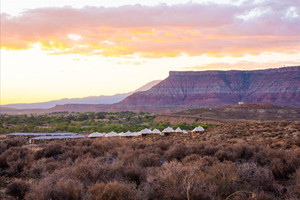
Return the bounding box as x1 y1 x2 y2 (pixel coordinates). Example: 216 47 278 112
238 102 244 105
162 127 175 136
30 135 87 144
6 132 77 139
152 129 162 135
139 128 153 137
191 126 205 134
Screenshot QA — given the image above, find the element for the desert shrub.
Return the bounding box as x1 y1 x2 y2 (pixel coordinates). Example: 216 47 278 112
50 179 84 200
253 148 271 166
146 161 187 200
27 178 83 200
0 138 26 154
137 153 161 168
164 143 189 161
124 165 146 186
234 144 254 160
6 179 30 200
182 154 201 164
0 147 30 176
72 158 125 186
202 144 218 156
156 140 171 151
205 162 239 199
237 163 275 192
295 169 300 196
35 143 64 159
87 182 136 200
256 191 274 200
271 153 299 181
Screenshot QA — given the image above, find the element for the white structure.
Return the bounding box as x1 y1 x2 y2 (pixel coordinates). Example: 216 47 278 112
88 132 105 138
152 128 162 135
162 127 174 133
105 131 119 137
139 128 153 135
183 130 188 134
119 131 137 137
118 132 126 136
162 127 175 135
192 126 205 132
175 127 183 133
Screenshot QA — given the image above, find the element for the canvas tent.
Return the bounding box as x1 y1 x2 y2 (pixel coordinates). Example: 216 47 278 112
105 131 119 137
88 132 105 138
175 127 183 133
162 127 175 136
152 128 162 135
192 126 205 133
139 128 152 136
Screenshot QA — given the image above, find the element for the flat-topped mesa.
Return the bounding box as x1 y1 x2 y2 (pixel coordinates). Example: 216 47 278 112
119 66 300 108
169 66 300 76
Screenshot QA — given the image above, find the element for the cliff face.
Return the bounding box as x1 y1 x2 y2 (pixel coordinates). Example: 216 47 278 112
119 66 300 108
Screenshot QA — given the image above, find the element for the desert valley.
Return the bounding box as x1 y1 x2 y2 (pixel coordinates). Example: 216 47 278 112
1 0 300 199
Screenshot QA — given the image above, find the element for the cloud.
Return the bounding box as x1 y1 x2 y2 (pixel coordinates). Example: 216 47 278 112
184 60 300 71
1 1 299 57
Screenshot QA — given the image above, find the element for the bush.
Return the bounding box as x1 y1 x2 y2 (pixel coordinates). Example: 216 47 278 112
87 182 136 200
26 178 83 200
6 179 30 199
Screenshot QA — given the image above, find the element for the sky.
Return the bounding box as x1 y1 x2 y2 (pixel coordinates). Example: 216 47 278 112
1 0 300 105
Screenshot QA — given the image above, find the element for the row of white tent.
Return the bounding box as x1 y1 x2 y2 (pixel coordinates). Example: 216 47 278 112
88 126 204 138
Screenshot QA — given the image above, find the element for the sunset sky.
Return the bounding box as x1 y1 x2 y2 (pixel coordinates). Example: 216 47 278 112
1 0 300 105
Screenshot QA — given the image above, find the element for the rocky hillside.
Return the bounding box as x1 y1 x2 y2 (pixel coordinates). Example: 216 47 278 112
120 66 300 108
154 104 300 124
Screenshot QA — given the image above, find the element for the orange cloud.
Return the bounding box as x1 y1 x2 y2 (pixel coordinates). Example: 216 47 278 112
1 2 299 58
184 60 300 71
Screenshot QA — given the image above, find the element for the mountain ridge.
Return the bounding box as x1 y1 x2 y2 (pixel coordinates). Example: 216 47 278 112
119 66 300 108
1 66 299 114
1 80 161 109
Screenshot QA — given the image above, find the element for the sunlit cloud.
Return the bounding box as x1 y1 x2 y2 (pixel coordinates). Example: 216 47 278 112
1 0 299 58
184 60 300 71
68 34 82 41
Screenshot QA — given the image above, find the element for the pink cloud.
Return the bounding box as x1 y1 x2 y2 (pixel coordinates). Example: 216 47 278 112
1 1 299 57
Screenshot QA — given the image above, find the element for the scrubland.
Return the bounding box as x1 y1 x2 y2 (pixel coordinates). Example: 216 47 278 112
0 121 299 200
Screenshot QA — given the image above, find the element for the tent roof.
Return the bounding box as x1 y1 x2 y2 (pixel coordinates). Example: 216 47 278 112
88 132 105 137
192 126 205 132
118 132 126 136
183 130 188 134
105 131 119 137
152 128 162 134
162 127 175 133
140 128 152 134
175 127 183 133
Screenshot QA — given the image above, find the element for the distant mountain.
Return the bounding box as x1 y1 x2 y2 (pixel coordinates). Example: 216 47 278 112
119 66 300 108
1 66 299 114
1 80 161 109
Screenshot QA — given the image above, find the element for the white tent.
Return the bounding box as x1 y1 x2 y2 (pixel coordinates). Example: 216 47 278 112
118 132 126 136
120 131 137 137
136 131 142 136
139 128 152 135
192 126 205 132
131 132 140 136
152 128 162 135
175 127 183 133
162 127 175 133
88 132 105 138
183 130 188 134
105 131 119 137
